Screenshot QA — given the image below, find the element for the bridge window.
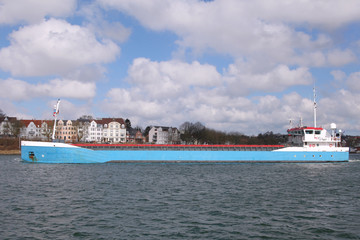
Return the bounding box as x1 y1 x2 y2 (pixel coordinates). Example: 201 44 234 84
305 130 313 134
315 131 321 134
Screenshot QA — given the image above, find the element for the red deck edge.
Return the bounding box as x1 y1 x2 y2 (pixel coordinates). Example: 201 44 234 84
71 143 285 148
288 127 323 131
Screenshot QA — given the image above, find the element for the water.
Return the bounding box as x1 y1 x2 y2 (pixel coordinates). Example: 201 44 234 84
1 155 360 240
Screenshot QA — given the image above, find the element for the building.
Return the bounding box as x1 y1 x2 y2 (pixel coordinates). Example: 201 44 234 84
76 118 91 142
148 126 181 144
55 120 77 142
86 120 103 143
20 120 52 140
127 128 146 144
71 117 128 143
0 117 17 137
100 118 126 143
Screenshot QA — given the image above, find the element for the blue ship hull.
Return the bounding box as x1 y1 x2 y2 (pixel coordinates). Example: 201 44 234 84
21 141 349 163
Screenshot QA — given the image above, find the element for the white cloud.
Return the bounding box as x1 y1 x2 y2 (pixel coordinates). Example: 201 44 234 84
0 100 33 119
0 18 120 77
0 0 76 24
48 99 92 120
103 86 320 134
253 0 360 29
99 0 360 67
90 21 131 43
127 58 221 99
99 0 360 31
331 70 346 82
319 90 360 132
224 64 313 96
329 70 360 93
80 3 132 43
347 72 360 92
101 58 360 134
0 78 96 100
327 49 357 67
64 65 106 82
101 59 319 134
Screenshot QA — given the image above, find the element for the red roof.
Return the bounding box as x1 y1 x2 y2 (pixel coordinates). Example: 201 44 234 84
287 127 323 132
94 118 125 125
0 117 17 123
20 120 53 127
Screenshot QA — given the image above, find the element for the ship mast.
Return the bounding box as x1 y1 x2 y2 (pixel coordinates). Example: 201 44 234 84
313 85 317 128
52 99 61 141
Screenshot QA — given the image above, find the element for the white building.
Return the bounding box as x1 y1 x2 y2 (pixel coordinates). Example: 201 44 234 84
20 120 52 140
100 118 126 143
74 117 127 143
0 117 16 136
85 120 103 143
148 126 181 144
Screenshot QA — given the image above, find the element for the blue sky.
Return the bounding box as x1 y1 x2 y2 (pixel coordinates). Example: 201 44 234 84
1 0 360 135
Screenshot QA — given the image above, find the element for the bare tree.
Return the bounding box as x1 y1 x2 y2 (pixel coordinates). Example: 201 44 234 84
0 109 5 118
10 120 23 138
179 122 205 144
43 121 54 141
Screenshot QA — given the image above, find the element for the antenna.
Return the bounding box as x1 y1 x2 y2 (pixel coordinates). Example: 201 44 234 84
289 118 294 129
313 84 317 128
52 99 61 140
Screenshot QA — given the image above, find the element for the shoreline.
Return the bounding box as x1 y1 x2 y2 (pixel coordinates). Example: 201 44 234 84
0 150 21 155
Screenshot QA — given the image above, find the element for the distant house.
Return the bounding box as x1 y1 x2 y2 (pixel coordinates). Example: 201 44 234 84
76 118 92 142
85 120 103 143
127 128 146 144
55 120 77 142
75 117 128 143
148 126 181 144
20 120 52 140
100 118 126 143
0 117 17 137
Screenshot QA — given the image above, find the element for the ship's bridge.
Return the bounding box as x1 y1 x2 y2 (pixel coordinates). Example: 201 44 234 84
287 126 341 148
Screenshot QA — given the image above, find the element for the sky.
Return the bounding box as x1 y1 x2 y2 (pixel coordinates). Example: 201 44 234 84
1 0 360 135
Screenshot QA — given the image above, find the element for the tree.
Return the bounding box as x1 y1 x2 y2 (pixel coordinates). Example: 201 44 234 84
134 126 142 132
179 121 205 144
125 119 132 131
43 121 54 141
10 120 24 138
0 109 5 118
144 126 151 138
71 121 83 142
77 115 93 120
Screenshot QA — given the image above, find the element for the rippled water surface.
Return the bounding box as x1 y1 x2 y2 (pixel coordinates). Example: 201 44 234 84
1 155 360 239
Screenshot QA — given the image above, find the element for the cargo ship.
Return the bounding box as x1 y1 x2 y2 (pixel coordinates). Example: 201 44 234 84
21 94 349 163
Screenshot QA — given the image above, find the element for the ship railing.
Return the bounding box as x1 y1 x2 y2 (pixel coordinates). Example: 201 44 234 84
76 144 284 151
